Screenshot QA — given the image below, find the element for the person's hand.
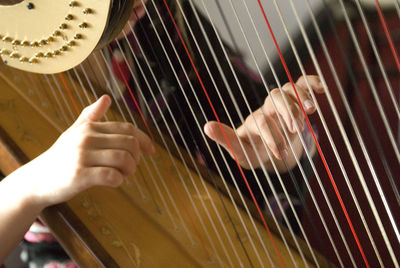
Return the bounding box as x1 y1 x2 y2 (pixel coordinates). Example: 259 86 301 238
204 75 324 171
13 95 154 209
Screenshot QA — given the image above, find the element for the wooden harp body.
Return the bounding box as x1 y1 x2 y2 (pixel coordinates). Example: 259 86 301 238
0 0 399 267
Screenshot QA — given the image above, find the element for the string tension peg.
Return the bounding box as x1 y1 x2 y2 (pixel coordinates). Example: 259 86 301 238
82 8 92 15
9 52 20 59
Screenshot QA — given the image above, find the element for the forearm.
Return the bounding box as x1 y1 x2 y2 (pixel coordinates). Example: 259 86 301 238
0 170 44 263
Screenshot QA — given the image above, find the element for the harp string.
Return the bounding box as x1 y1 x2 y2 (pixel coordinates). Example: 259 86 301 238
111 46 242 267
77 61 162 209
337 0 400 163
128 2 305 266
205 0 351 265
61 49 194 246
183 0 354 264
302 0 400 265
87 52 180 221
95 50 201 248
130 2 277 265
353 0 400 120
72 63 156 209
348 0 400 208
121 20 272 266
125 13 255 267
43 75 72 126
148 0 312 264
395 0 400 17
50 74 76 122
192 1 351 266
65 71 88 110
35 74 64 123
80 52 210 258
112 33 249 266
108 42 239 266
100 49 228 264
252 0 400 266
269 0 389 264
155 1 291 266
58 73 80 115
26 73 50 111
166 2 313 266
374 0 400 72
176 1 329 265
1 0 395 264
128 1 312 264
106 47 225 266
277 0 400 264
174 0 324 266
72 68 96 108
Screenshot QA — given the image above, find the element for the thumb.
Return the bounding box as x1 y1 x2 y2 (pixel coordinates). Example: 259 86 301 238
204 121 243 157
74 95 111 126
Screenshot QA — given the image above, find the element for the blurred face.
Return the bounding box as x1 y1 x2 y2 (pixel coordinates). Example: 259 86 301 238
118 0 148 39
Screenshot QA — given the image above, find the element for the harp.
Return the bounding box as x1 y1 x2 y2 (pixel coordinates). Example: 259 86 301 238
0 0 399 267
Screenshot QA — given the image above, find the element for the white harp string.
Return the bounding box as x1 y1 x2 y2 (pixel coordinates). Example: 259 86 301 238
95 50 198 246
4 0 399 266
300 0 400 264
112 35 237 266
116 31 247 266
126 8 269 265
268 0 387 264
132 2 279 265
141 0 299 264
176 0 326 266
273 0 399 264
201 0 351 265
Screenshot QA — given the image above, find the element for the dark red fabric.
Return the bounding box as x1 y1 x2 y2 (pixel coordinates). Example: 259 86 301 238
301 12 400 267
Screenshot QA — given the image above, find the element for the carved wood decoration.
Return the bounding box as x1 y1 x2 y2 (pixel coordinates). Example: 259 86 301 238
0 0 111 73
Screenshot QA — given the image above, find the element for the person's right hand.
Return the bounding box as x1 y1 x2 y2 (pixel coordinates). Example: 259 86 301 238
204 75 324 171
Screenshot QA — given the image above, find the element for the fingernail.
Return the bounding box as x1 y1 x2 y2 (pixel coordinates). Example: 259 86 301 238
292 119 298 132
304 100 314 110
150 144 156 154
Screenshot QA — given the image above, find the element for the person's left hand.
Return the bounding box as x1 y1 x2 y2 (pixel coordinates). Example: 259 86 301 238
11 95 154 209
204 75 324 170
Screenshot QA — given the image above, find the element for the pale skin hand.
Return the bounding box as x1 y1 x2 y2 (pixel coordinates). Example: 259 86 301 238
0 95 154 263
204 75 324 173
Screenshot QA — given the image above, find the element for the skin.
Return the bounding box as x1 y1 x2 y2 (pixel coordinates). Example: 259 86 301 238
0 0 324 261
0 95 154 263
0 75 323 263
204 75 324 173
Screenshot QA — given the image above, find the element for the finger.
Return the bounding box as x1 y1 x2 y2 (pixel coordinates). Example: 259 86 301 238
281 82 316 114
88 122 155 155
80 133 142 163
79 167 124 189
82 149 138 176
266 89 303 133
243 113 288 160
204 121 244 159
74 95 111 126
296 75 325 94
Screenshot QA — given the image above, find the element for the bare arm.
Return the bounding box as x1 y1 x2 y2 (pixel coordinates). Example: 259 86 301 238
0 96 154 263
